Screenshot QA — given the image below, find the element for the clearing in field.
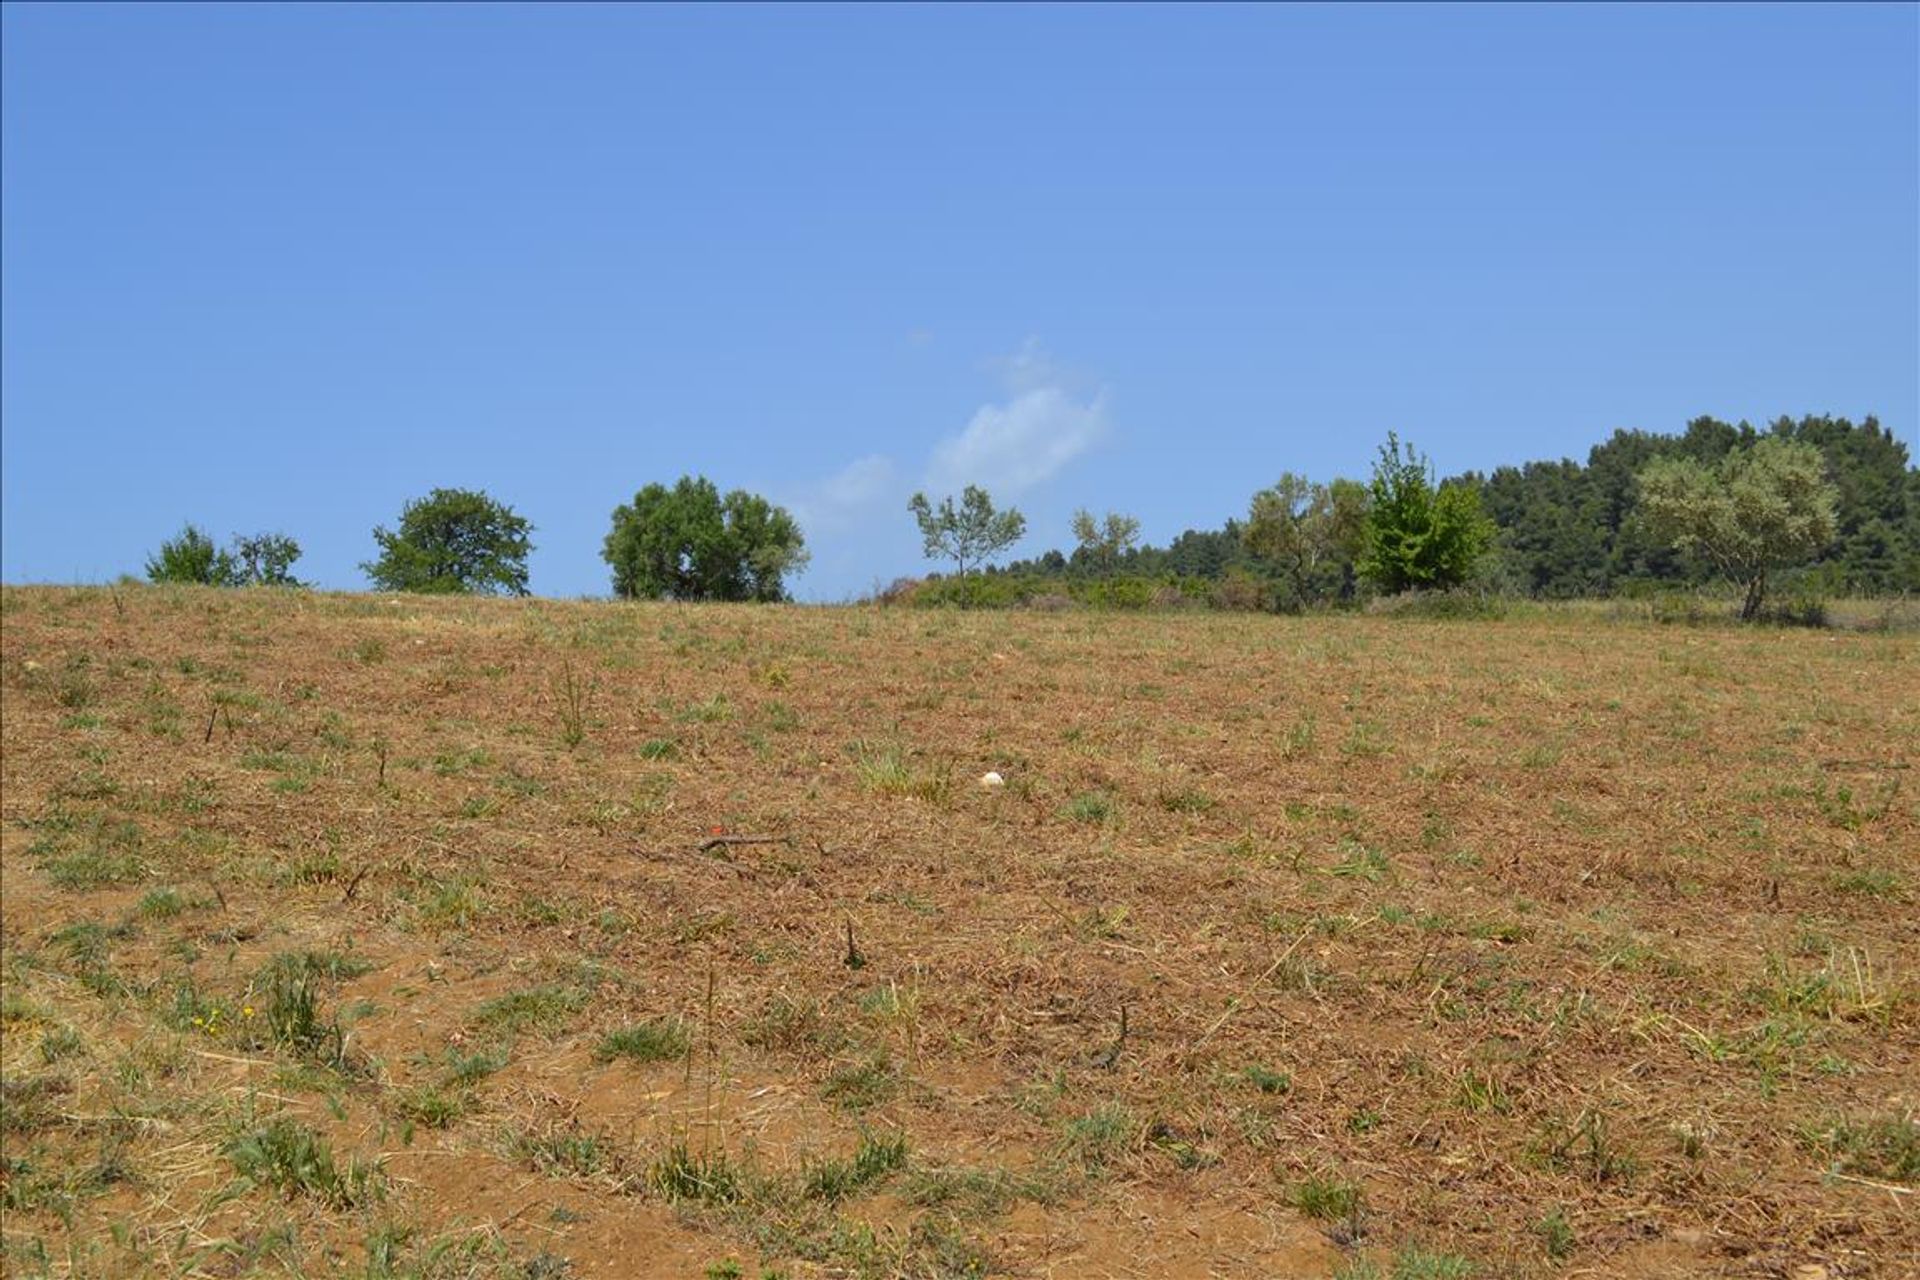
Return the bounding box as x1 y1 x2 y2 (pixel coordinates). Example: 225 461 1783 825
1 585 1914 1278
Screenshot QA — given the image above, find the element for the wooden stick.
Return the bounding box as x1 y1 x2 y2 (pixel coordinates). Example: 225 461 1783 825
697 834 789 853
1827 1171 1914 1196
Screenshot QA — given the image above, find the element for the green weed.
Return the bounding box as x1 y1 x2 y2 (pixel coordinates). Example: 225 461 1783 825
594 1018 692 1065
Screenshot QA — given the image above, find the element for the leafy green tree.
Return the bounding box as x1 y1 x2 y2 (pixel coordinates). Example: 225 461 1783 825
1243 474 1370 606
1636 436 1838 619
363 488 533 596
146 526 306 587
908 486 1026 577
603 475 808 602
230 533 304 586
1069 509 1142 576
146 524 239 586
1358 434 1494 594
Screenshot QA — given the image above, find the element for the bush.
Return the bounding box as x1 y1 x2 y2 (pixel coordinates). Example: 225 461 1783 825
146 526 306 587
146 525 234 586
1210 571 1273 613
873 577 924 607
1756 593 1829 629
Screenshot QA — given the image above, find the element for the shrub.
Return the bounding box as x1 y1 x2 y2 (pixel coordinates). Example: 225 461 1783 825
1210 570 1273 612
145 526 304 587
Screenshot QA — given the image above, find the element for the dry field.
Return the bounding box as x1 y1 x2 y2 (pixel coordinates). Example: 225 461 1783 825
2 585 1915 1280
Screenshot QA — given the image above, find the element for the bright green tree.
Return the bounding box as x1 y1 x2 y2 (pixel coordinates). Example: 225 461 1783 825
602 475 808 602
1358 434 1494 594
908 485 1026 577
1636 436 1838 619
146 524 239 586
363 488 533 595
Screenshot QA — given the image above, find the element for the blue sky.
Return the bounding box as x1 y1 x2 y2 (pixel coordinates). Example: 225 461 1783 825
4 4 1914 600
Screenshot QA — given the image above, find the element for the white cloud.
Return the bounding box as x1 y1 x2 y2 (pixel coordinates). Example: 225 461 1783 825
929 343 1109 493
790 454 897 534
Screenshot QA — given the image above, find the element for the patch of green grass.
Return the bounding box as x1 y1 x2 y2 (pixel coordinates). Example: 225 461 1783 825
1387 1246 1474 1279
1536 1207 1576 1260
677 695 734 724
1244 1065 1291 1095
1059 1103 1135 1170
252 965 347 1066
418 876 487 931
741 995 844 1055
458 794 500 819
225 1118 383 1207
432 747 493 776
1530 1110 1637 1184
1454 1068 1513 1114
801 1131 909 1202
902 1164 1059 1219
395 1085 467 1129
441 1045 510 1087
1328 840 1390 882
647 1141 741 1204
853 742 951 804
594 1018 692 1065
36 1025 85 1064
1340 721 1391 758
1156 787 1217 814
1293 1172 1362 1220
1064 792 1115 824
164 976 232 1037
1832 868 1902 899
0 1075 69 1138
137 886 186 919
239 749 295 773
638 738 679 761
33 817 147 890
267 948 374 981
471 985 589 1037
1799 1113 1919 1183
47 921 128 996
820 1053 901 1111
511 1123 623 1180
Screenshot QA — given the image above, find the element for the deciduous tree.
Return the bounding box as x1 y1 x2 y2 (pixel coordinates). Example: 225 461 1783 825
603 476 808 602
363 488 533 596
1070 508 1141 575
1358 434 1493 594
1636 436 1837 619
908 486 1026 577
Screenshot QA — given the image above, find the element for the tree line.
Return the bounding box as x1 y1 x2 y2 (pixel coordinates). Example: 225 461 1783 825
992 414 1910 616
142 413 1911 618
